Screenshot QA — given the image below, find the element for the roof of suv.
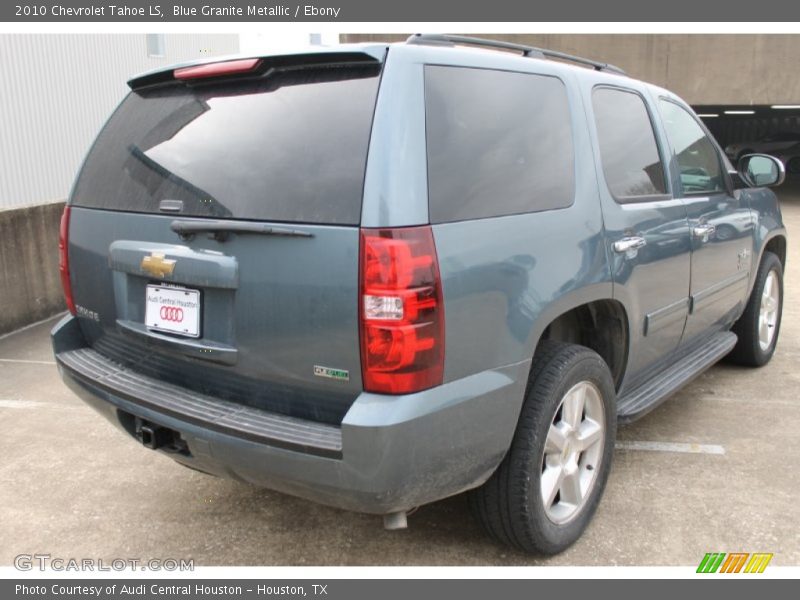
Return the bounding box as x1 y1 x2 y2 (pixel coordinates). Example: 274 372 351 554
128 35 633 90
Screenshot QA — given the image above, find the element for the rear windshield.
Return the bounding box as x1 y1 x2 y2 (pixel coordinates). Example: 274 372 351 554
71 64 381 224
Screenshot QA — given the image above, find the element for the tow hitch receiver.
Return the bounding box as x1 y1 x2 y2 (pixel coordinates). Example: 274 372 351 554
133 417 189 455
136 422 172 449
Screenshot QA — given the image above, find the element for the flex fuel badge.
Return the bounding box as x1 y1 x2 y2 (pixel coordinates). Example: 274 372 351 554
314 366 350 382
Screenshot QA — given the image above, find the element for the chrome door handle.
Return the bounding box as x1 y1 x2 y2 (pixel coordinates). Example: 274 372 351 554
613 236 647 253
692 224 716 238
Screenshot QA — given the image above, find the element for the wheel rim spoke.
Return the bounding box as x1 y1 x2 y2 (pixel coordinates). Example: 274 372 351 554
545 422 569 454
563 384 585 429
576 419 603 451
559 467 582 506
541 465 564 508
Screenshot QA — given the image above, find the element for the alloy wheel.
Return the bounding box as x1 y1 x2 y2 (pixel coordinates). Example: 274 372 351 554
540 381 606 524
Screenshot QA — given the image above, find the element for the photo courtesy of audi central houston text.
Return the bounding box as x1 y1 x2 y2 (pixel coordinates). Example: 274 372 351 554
3 31 797 566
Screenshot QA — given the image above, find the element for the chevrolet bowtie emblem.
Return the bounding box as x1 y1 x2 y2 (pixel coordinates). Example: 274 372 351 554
140 252 176 279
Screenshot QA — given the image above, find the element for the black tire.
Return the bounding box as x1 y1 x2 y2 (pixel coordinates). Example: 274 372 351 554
468 341 616 555
728 251 784 367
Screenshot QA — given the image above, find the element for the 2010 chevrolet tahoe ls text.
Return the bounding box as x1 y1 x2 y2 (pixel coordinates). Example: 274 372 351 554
52 34 787 554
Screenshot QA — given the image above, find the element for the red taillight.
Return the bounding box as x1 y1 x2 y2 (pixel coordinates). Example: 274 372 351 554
58 205 76 316
174 58 261 80
359 227 445 394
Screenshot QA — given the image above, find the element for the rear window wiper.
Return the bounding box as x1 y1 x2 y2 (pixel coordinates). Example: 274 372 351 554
170 219 313 242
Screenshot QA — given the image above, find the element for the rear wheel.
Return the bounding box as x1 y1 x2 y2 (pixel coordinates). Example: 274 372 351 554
728 251 783 366
469 341 616 554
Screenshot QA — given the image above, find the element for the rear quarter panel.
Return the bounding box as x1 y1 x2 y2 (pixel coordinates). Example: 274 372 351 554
434 212 611 382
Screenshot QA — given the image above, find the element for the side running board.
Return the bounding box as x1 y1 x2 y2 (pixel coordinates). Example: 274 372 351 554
617 332 737 423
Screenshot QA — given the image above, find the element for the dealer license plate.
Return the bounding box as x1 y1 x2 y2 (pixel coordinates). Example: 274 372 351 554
145 284 201 338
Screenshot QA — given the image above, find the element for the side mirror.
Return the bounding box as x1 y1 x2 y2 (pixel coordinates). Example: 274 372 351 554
738 154 785 187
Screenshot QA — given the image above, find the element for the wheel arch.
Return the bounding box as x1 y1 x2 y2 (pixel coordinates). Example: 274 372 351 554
532 296 630 391
746 230 787 300
763 233 787 269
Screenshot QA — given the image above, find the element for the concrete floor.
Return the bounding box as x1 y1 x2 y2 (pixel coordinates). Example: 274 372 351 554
1 188 799 567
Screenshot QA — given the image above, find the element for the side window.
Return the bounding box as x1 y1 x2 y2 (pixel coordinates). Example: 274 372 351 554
592 87 668 202
425 66 575 223
658 100 725 195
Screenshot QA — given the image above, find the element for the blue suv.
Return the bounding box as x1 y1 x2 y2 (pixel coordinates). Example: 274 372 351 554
52 35 787 554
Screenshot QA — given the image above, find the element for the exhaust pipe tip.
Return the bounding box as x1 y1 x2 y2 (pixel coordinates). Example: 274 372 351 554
383 511 408 530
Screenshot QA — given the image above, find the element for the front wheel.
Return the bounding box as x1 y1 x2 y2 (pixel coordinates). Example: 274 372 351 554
728 251 783 366
469 341 616 555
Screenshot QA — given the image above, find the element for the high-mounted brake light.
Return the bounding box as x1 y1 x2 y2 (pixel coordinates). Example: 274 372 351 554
359 227 445 394
58 206 76 316
174 58 261 80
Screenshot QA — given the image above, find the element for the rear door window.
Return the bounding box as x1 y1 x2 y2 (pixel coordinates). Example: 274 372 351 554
71 64 381 224
424 66 575 223
592 87 668 202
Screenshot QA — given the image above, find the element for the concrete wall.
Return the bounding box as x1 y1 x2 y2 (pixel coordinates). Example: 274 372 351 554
341 34 800 106
0 201 65 335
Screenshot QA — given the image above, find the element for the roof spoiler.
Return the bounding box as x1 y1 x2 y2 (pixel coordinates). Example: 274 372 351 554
128 50 384 90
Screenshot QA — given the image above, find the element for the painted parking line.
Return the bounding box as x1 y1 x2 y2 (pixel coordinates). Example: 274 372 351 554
0 399 79 410
0 312 65 341
0 399 51 409
0 358 56 365
615 440 726 455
